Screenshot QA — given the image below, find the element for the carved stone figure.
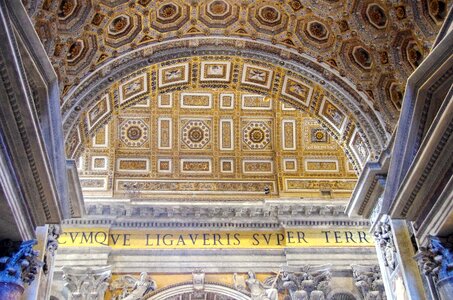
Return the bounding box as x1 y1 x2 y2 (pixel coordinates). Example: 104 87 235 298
234 273 247 292
374 222 396 271
110 272 156 300
43 225 60 275
0 239 42 287
351 265 386 300
245 271 278 300
0 240 42 287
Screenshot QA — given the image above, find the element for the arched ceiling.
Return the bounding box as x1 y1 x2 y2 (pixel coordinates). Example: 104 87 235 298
24 0 450 135
20 0 450 201
74 78 359 200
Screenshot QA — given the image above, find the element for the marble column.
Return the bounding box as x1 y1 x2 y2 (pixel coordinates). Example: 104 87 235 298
62 265 112 300
0 239 42 300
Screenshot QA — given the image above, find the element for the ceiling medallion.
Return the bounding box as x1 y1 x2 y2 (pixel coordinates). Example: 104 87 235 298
208 0 229 17
108 15 131 35
119 119 149 147
58 0 77 20
158 3 179 21
243 121 271 149
365 3 388 29
257 6 281 25
306 21 329 41
126 126 142 141
182 120 211 149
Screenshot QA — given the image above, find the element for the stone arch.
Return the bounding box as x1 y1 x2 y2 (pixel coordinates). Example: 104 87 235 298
62 38 388 149
145 283 251 300
62 40 390 172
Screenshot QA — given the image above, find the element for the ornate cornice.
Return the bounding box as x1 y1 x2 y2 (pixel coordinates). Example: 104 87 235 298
63 201 370 229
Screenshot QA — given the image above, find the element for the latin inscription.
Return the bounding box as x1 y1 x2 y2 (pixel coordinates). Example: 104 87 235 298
58 229 373 249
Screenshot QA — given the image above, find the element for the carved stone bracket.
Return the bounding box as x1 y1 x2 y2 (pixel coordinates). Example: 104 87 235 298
351 264 386 300
0 239 42 288
374 221 397 271
414 235 453 282
62 265 112 300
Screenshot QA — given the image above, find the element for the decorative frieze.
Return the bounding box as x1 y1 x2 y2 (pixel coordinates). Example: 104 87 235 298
79 202 365 225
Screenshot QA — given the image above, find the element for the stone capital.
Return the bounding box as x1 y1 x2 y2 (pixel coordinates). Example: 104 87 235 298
0 239 42 288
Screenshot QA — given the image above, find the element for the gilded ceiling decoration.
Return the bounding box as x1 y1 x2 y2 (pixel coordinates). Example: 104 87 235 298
67 56 375 172
73 59 359 200
23 0 450 135
75 84 356 199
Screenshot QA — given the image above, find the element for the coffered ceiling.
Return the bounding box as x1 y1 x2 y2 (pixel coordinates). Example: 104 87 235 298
71 56 363 200
20 0 450 200
24 0 449 133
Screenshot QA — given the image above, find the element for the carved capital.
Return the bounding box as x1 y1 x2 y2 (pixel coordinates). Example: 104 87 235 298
415 235 453 282
62 266 111 300
254 265 332 300
0 239 42 287
351 264 385 300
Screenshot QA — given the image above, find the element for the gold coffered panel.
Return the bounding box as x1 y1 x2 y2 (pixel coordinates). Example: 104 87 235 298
72 56 359 200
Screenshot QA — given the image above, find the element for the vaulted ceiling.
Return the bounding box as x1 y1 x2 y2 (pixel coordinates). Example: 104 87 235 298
21 0 450 200
72 57 359 200
25 0 449 129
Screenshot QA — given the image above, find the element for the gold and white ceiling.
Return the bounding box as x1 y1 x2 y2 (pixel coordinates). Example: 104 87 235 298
72 56 358 200
25 0 449 133
22 0 450 201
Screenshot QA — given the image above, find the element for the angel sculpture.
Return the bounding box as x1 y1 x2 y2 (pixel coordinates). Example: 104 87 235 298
246 271 278 300
111 272 156 300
